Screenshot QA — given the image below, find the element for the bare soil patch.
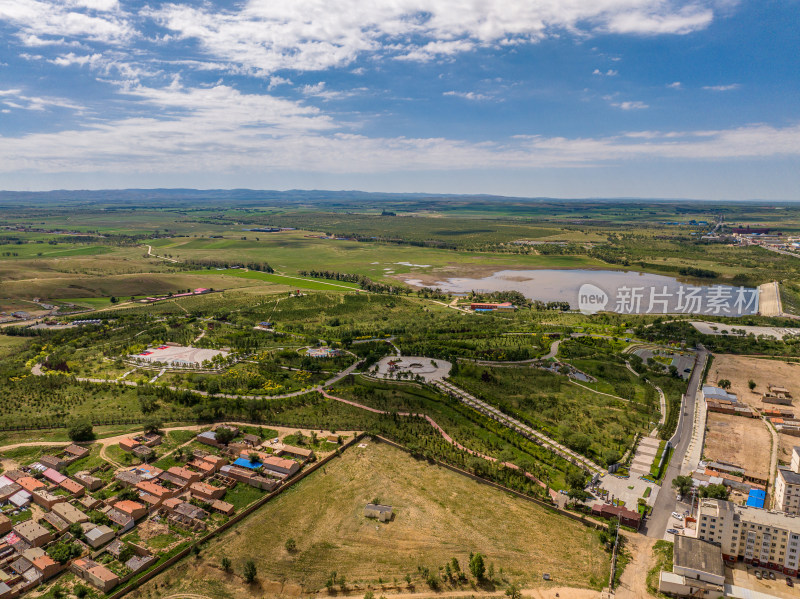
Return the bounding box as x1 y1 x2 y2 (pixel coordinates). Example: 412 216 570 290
704 412 771 479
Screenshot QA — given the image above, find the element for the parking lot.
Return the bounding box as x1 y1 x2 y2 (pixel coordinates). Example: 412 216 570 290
729 563 800 598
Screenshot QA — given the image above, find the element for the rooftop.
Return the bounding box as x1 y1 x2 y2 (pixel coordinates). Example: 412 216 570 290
674 536 725 577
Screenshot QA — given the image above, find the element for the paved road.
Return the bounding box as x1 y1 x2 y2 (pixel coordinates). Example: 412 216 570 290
643 345 708 538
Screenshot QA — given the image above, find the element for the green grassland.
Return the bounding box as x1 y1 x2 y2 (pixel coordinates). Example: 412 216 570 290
132 441 610 598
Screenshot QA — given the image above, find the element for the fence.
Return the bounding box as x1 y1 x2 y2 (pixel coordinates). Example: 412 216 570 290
107 432 366 599
372 435 605 531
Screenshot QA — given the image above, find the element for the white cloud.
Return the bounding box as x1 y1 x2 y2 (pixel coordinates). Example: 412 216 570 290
300 81 364 100
593 69 618 76
268 76 292 90
667 81 682 88
145 0 718 76
443 90 492 101
612 100 649 110
0 81 796 175
0 0 133 44
0 88 85 111
703 83 740 91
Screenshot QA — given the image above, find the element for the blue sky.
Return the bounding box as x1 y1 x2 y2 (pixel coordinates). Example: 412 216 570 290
0 0 798 199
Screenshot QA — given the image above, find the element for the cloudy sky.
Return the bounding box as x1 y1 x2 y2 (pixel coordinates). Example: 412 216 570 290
0 0 798 199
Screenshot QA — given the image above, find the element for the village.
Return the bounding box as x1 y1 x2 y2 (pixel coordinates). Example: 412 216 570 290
0 424 349 597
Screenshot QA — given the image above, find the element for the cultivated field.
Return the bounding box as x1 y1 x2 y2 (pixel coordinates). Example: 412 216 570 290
703 412 772 479
132 441 610 599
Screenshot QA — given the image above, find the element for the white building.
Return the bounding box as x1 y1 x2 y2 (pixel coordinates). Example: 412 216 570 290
775 447 800 515
658 536 725 598
697 498 800 575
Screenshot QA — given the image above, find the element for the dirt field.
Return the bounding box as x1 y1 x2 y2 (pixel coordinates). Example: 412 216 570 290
704 412 772 479
131 441 610 599
709 354 800 411
709 354 800 464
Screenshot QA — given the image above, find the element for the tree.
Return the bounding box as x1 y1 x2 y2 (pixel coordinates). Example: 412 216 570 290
672 475 693 496
67 417 94 442
142 416 162 435
215 426 236 445
47 541 80 564
450 557 460 573
243 559 257 583
717 379 732 390
749 379 757 391
469 552 485 581
118 543 135 563
505 584 522 599
285 538 297 553
565 466 588 492
110 296 118 304
221 557 231 572
699 483 729 500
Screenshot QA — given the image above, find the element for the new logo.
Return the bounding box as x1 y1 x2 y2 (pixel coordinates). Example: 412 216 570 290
578 283 608 315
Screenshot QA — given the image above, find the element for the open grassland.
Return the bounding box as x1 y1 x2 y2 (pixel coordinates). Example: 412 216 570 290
0 335 29 358
0 272 265 300
132 441 610 599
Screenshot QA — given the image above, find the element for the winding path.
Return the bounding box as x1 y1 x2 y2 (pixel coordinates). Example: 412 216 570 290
319 390 549 490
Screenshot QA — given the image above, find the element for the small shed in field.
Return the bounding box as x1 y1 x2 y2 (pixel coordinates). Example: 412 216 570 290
364 503 393 522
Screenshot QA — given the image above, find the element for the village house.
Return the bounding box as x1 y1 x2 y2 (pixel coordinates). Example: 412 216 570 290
29 554 60 581
276 444 314 461
189 481 226 501
73 471 103 491
58 478 85 498
166 466 201 485
63 444 90 461
112 500 147 521
15 477 44 495
36 456 65 471
13 521 51 548
31 489 66 510
210 500 234 516
78 495 102 511
0 514 11 536
101 507 134 534
258 454 301 477
42 512 70 535
132 445 155 461
135 480 175 502
52 501 88 526
71 558 120 593
119 438 139 453
82 524 115 549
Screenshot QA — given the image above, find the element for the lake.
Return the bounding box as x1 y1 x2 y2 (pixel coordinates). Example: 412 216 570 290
404 269 759 316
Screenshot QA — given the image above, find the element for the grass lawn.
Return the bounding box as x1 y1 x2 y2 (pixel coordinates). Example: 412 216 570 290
184 269 362 292
131 441 610 599
224 483 266 510
0 445 68 466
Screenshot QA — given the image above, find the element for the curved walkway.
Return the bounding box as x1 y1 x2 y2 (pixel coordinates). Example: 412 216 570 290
31 359 364 401
319 390 549 490
435 380 604 474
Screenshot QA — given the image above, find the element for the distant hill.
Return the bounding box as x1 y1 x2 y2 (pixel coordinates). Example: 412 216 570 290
0 188 668 206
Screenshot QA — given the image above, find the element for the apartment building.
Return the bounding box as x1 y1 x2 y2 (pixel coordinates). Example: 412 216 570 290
775 447 800 514
697 499 800 575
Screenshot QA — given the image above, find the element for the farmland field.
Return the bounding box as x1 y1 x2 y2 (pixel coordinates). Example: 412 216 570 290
131 441 610 598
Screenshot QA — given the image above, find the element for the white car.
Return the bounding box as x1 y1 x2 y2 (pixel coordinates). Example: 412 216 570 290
672 512 683 520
